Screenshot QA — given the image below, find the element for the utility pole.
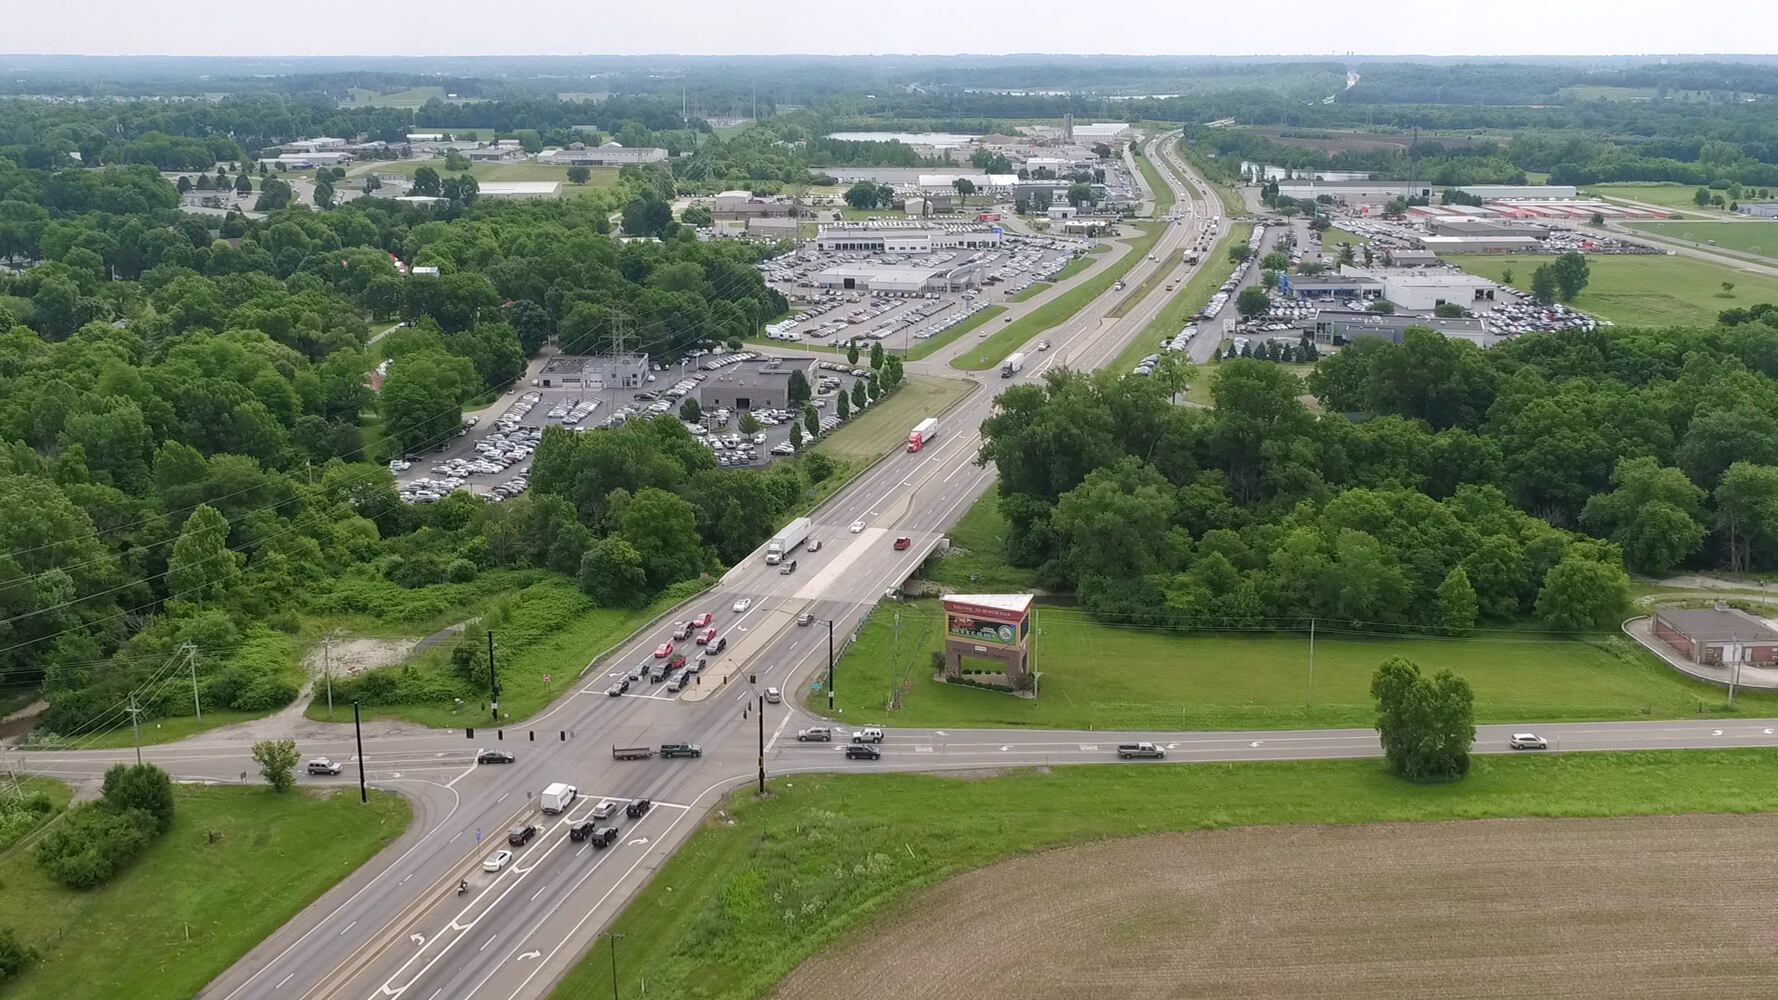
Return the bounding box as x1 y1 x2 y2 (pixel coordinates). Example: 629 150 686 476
607 932 624 1000
353 701 368 805
826 619 836 713
757 692 766 796
323 631 335 719
1306 617 1317 706
487 631 500 723
126 693 142 765
187 643 201 721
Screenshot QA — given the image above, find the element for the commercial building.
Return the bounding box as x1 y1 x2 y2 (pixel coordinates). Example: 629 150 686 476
1278 274 1382 300
1458 184 1579 201
1277 179 1433 206
813 261 981 293
1418 235 1543 254
259 151 353 168
1306 310 1496 348
813 224 1003 253
918 173 1019 198
1386 248 1439 267
538 142 669 166
1072 122 1131 142
1429 219 1544 239
745 217 800 239
1357 270 1501 311
475 181 562 199
1652 606 1778 666
712 191 796 219
698 356 821 411
538 354 650 390
1736 202 1778 219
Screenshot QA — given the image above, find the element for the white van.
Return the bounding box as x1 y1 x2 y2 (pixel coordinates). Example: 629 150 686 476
540 782 578 814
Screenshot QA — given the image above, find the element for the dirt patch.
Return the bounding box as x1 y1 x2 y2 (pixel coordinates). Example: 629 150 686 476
303 637 418 679
771 814 1778 999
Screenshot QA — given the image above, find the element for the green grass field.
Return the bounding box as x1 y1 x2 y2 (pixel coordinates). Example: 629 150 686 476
1584 183 1729 213
342 86 447 109
1112 221 1252 372
812 375 975 464
1449 253 1778 328
953 224 1164 372
1008 282 1051 302
1627 220 1778 261
549 749 1778 1000
815 599 1778 731
0 777 72 851
902 305 1004 362
1 784 408 1000
1134 139 1176 218
923 493 1039 592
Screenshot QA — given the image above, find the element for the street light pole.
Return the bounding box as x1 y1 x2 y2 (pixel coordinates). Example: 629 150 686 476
826 619 836 713
757 692 766 796
607 932 624 1000
353 701 368 805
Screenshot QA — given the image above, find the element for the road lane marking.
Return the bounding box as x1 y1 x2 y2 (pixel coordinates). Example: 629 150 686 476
339 920 357 936
274 973 294 989
479 934 498 953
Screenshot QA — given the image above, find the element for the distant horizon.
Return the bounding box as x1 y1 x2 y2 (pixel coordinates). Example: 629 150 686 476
15 0 1778 62
2 51 1773 62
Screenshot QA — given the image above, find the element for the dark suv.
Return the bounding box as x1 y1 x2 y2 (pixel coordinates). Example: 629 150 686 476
844 744 882 760
507 823 539 846
625 798 652 819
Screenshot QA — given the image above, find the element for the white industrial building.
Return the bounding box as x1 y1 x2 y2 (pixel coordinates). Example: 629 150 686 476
259 151 353 168
814 262 982 293
918 173 1019 198
475 181 562 199
1072 122 1131 141
1345 268 1501 311
814 225 1003 253
1418 235 1542 254
1458 184 1579 201
538 142 669 166
538 354 650 390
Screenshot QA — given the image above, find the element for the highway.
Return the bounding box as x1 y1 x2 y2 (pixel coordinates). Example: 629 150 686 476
33 131 1770 1000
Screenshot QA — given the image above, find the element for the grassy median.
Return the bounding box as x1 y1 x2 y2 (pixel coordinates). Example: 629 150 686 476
549 749 1778 1000
0 783 409 1000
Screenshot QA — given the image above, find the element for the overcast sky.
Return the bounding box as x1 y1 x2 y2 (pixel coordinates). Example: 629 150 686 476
13 0 1772 58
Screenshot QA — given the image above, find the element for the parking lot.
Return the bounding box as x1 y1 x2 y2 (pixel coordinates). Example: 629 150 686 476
759 234 1088 350
393 352 878 501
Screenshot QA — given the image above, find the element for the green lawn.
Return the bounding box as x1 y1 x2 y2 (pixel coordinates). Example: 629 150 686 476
1627 220 1778 261
1134 138 1176 218
0 777 72 851
1008 282 1051 302
815 600 1778 731
1584 183 1729 213
1112 221 1252 372
923 493 1039 592
1 784 409 1000
812 375 974 464
342 86 447 109
1448 253 1778 328
318 577 708 728
953 224 1165 372
902 305 1005 362
550 749 1778 1000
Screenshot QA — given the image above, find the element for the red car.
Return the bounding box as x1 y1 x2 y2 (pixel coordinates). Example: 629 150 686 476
691 612 713 628
653 642 673 659
696 627 717 646
672 622 692 640
893 536 912 551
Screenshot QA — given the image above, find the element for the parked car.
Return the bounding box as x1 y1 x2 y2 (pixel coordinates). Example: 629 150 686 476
625 798 653 819
306 757 344 775
482 849 513 872
844 744 882 760
893 537 912 551
1508 733 1548 750
507 823 539 846
798 726 832 742
476 749 516 765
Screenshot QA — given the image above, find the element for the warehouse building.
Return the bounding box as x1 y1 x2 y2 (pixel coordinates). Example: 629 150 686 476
538 142 669 166
1457 184 1579 201
1277 179 1433 206
745 217 800 239
712 191 796 219
476 181 562 199
1429 219 1544 239
1305 310 1497 348
1736 202 1778 219
1385 248 1440 267
1418 235 1542 254
1652 606 1778 666
918 173 1019 198
698 356 821 411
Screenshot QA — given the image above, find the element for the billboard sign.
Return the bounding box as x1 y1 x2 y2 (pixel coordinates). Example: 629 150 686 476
943 596 1031 648
948 613 1021 647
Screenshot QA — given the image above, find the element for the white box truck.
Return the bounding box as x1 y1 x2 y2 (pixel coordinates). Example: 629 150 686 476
766 517 812 564
1000 352 1025 378
906 417 939 452
540 782 578 814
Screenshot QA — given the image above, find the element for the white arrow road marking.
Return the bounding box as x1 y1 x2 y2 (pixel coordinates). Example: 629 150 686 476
517 951 541 962
914 746 933 753
390 772 402 778
628 837 649 846
935 731 948 736
1714 730 1724 736
1766 729 1774 735
1167 743 1180 750
999 745 1013 752
1250 741 1263 748
410 934 425 946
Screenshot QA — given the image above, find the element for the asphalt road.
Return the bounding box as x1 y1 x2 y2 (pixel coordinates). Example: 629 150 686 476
33 133 1764 1000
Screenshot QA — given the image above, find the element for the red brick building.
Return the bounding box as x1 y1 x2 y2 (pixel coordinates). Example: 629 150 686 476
1651 606 1778 665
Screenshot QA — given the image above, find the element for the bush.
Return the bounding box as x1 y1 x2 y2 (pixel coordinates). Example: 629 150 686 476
101 763 176 834
233 674 299 712
0 792 57 850
36 803 155 889
445 558 478 583
0 928 36 981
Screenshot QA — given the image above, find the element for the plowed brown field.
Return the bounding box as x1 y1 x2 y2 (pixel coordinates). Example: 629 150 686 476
770 815 1778 999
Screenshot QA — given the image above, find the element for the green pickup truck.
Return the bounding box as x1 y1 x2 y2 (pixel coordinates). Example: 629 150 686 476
658 742 703 758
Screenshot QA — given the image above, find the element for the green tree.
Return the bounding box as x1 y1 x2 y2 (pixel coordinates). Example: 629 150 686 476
1579 456 1707 574
378 350 478 454
846 340 860 365
843 181 880 210
566 166 591 185
621 488 706 588
1434 566 1479 636
1235 286 1271 320
787 368 811 404
233 173 253 195
313 177 334 210
1260 250 1290 272
1371 657 1475 782
851 381 867 410
738 411 761 434
1433 302 1467 318
952 177 976 208
1066 181 1094 208
1714 462 1778 573
443 150 472 172
869 340 885 370
1549 251 1590 301
578 537 648 605
411 166 442 197
168 504 241 606
1694 186 1712 207
100 763 176 833
1529 263 1557 304
679 397 702 423
1535 555 1630 631
836 389 851 420
789 421 805 452
0 928 35 980
252 739 300 792
804 405 820 441
1366 300 1396 314
680 204 712 226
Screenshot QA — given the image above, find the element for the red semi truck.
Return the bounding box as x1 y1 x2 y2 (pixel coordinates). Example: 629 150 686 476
906 417 940 452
